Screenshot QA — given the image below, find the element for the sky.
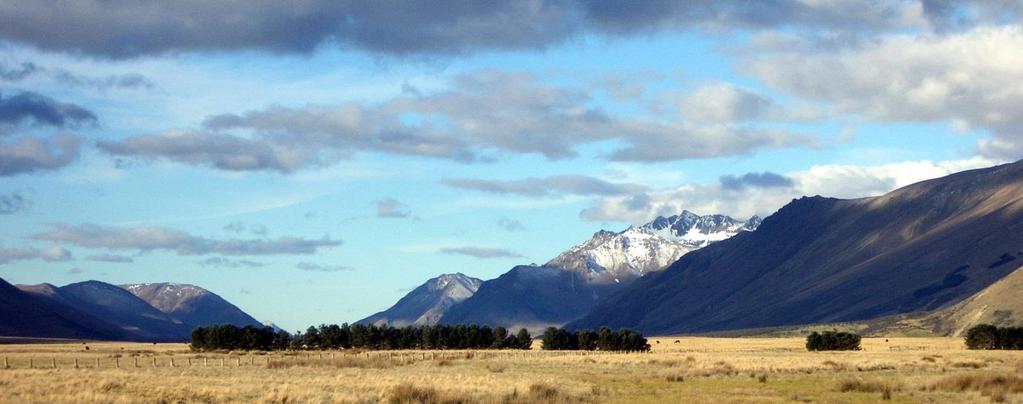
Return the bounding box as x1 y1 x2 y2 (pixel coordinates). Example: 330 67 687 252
1 1 1022 331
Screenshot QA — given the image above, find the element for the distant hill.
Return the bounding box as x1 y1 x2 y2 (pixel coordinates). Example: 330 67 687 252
0 279 127 340
359 273 482 327
21 281 191 341
569 160 1023 335
122 283 261 329
5 278 262 341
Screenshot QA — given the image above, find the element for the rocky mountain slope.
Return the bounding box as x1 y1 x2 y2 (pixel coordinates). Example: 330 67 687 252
122 283 261 329
548 212 759 284
359 273 482 327
569 160 1023 335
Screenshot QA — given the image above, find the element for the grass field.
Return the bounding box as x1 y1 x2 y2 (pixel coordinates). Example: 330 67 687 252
1 337 1021 403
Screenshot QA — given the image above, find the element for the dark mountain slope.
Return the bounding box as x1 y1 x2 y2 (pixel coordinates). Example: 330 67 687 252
49 281 192 341
1 278 127 340
440 265 617 332
570 160 1023 335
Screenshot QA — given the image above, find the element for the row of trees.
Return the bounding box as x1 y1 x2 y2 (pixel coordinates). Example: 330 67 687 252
541 327 650 352
190 325 287 351
191 323 534 351
965 324 1023 350
805 331 861 351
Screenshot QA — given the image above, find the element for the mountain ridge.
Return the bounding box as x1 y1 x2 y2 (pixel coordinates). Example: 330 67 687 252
568 160 1023 335
359 273 482 327
437 211 758 332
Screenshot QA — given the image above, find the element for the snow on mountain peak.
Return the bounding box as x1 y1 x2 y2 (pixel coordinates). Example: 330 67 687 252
546 211 759 284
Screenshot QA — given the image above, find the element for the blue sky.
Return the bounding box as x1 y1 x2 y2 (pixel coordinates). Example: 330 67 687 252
1 1 1021 330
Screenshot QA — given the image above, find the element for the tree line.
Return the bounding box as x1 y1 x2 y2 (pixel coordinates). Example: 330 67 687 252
965 324 1023 350
190 323 534 351
805 331 861 351
541 327 650 352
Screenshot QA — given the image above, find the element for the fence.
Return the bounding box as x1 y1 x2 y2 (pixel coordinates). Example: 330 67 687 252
0 348 647 370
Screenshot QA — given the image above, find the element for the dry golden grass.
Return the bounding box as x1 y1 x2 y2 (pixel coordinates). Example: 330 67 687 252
1 337 1022 403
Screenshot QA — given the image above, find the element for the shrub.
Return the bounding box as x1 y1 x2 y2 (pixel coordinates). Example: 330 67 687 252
387 384 437 404
806 331 861 351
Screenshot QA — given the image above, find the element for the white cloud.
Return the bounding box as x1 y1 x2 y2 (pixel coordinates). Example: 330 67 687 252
746 26 1023 160
581 158 999 223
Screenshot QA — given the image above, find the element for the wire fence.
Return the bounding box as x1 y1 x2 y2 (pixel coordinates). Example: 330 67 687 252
0 349 648 370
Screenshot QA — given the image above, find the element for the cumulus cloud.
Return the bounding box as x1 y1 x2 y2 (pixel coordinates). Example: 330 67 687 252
438 246 524 259
0 90 96 130
0 1 987 59
32 223 341 256
581 158 997 223
0 245 72 264
444 175 648 198
100 71 815 170
296 262 352 272
680 82 774 122
86 253 134 263
0 133 82 176
746 26 1023 160
198 257 265 268
719 171 794 190
375 198 411 218
0 192 28 214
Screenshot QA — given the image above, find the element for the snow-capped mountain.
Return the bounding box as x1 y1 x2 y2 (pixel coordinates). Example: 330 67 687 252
547 211 760 284
359 273 483 327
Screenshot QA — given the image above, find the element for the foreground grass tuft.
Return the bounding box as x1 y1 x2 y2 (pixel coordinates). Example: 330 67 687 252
929 373 1023 402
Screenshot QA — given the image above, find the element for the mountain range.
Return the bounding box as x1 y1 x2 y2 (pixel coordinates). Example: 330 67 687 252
9 159 1023 341
1 280 260 341
568 160 1023 335
363 211 759 332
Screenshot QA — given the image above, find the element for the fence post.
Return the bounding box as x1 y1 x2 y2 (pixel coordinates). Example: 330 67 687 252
52 357 56 368
236 357 241 366
188 358 192 366
220 358 224 367
29 358 33 368
3 356 7 369
134 357 138 368
75 358 78 369
170 358 175 367
204 357 208 367
115 358 119 369
152 357 156 367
